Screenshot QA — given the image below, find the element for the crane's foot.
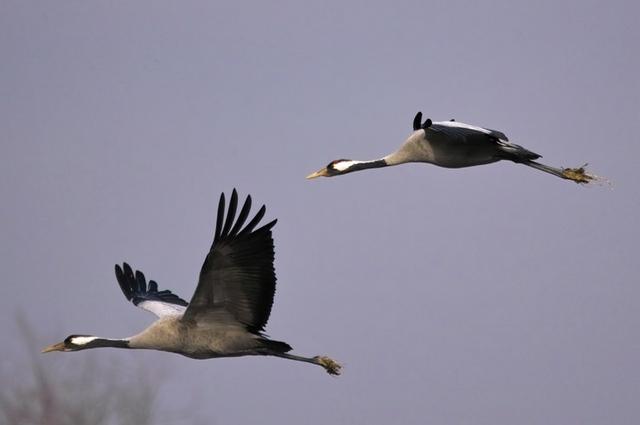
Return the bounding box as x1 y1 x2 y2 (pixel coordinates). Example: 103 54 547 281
314 356 342 376
562 164 607 185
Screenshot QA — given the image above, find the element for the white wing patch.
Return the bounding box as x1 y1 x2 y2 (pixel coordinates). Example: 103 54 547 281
137 300 187 318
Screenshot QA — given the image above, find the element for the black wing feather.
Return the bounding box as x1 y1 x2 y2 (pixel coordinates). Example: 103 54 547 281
413 111 423 131
213 192 225 244
115 263 188 307
238 205 266 237
228 195 252 237
148 280 158 292
486 127 509 141
220 189 238 239
184 190 277 333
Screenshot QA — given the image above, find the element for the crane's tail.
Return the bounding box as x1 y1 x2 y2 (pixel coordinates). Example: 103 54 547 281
261 339 292 353
497 141 542 162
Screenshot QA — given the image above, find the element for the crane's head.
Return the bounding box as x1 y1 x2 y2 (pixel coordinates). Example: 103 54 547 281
42 335 98 353
306 159 360 179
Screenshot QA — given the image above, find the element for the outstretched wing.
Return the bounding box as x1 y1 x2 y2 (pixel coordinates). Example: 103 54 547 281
183 189 277 333
115 263 188 318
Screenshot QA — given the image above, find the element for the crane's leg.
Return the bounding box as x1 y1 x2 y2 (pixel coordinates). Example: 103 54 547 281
521 160 601 184
270 352 342 375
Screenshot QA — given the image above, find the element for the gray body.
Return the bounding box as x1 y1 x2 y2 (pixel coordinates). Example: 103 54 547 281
386 125 509 168
129 316 266 359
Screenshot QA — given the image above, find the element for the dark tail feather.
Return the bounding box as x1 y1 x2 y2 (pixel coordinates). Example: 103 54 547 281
261 339 292 353
497 142 541 162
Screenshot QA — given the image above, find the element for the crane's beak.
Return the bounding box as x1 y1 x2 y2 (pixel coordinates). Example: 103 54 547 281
306 167 329 179
42 341 66 353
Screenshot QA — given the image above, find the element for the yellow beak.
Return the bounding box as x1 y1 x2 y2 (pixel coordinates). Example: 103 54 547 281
306 167 329 179
42 341 66 353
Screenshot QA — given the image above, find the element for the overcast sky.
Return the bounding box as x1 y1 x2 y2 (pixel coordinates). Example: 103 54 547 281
2 1 639 424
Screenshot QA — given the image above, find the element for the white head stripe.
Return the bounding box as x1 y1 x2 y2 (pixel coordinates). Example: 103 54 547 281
333 160 360 171
71 336 98 345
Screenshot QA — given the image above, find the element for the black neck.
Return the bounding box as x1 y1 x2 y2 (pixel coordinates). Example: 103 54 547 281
345 159 388 174
84 338 130 350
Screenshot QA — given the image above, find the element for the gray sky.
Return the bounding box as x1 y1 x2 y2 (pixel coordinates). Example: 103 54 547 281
2 0 639 423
